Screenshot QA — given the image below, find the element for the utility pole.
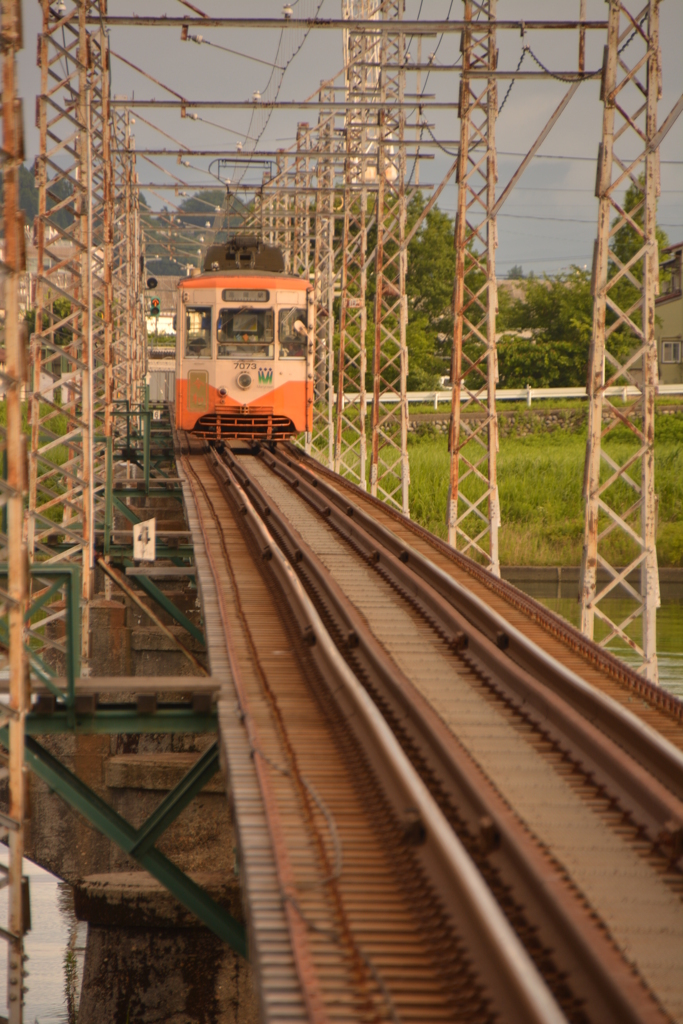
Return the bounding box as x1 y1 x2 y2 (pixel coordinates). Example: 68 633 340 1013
309 84 337 464
1 1 29 1016
291 123 312 280
112 107 135 408
31 0 97 662
448 0 500 573
370 0 409 514
335 1 380 487
580 0 661 682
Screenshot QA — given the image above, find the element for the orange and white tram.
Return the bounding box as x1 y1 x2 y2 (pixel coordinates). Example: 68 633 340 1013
175 236 314 441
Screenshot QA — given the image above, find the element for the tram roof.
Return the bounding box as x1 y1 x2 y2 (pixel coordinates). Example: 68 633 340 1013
180 270 311 291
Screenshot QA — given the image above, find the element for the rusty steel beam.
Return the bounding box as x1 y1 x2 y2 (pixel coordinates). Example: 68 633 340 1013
0 1 29 1018
448 0 500 573
110 99 461 111
580 0 662 683
89 16 610 31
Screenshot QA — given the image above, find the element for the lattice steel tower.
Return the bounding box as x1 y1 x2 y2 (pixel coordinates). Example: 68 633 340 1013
580 0 662 681
448 0 500 573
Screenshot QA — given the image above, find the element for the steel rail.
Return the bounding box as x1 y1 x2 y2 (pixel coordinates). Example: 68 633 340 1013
206 447 566 1024
284 443 683 723
218 445 670 1024
183 457 328 1021
265 446 683 851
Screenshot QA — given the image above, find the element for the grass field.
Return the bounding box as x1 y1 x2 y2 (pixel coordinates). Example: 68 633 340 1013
408 418 683 567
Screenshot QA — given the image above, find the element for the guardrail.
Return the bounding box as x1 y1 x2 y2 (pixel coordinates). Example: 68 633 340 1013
142 369 683 410
337 384 683 409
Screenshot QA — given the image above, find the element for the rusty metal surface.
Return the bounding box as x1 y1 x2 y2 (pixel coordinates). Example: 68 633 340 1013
271 448 683 810
242 447 682 1024
286 443 683 736
178 442 578 1023
176 453 307 1023
449 1 500 572
580 0 661 682
1 3 30 1016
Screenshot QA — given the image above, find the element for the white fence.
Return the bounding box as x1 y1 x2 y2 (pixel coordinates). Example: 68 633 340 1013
142 371 683 411
339 384 683 410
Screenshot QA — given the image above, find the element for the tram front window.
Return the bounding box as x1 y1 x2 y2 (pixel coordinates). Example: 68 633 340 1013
279 307 307 359
217 308 274 358
185 307 212 358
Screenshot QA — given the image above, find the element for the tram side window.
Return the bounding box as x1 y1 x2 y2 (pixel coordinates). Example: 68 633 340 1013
185 307 212 358
217 308 274 358
279 307 307 359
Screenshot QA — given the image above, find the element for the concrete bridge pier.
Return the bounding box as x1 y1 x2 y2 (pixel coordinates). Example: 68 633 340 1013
23 585 256 1021
74 874 254 1024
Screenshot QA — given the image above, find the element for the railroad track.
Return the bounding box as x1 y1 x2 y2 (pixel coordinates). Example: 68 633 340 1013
178 437 683 1023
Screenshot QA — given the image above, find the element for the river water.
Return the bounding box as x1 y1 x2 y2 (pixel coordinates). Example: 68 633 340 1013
513 581 683 701
3 589 681 1021
0 852 86 1023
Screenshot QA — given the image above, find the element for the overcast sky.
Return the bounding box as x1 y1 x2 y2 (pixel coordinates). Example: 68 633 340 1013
16 0 683 276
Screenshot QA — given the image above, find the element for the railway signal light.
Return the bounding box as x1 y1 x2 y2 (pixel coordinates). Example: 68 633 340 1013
150 297 160 318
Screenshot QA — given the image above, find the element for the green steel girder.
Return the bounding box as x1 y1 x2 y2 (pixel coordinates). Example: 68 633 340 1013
7 732 246 956
26 709 218 735
0 564 81 700
122 560 205 646
101 545 194 559
113 495 142 526
130 742 219 858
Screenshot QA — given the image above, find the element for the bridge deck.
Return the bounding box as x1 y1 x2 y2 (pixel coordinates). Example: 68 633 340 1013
172 432 683 1024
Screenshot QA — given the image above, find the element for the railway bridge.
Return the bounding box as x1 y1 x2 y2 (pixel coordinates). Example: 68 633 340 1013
1 2 682 1022
16 413 683 1023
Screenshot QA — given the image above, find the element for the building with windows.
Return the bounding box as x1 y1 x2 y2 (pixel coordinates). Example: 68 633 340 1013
656 242 683 384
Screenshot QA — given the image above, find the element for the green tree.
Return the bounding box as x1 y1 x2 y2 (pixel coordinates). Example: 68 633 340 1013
496 269 593 387
0 163 73 230
405 197 457 388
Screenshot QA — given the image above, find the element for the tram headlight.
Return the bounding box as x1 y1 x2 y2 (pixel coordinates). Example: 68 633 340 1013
237 372 252 390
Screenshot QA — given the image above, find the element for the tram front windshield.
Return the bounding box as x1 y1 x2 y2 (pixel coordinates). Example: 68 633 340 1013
217 307 274 358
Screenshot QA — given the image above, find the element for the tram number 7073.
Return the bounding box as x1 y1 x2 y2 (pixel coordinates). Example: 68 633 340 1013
233 361 257 370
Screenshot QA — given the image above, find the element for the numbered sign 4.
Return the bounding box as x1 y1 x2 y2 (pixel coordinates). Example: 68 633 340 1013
133 518 156 562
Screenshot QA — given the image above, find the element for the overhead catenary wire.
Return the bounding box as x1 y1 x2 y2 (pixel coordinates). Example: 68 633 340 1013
101 4 681 271
184 33 286 71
